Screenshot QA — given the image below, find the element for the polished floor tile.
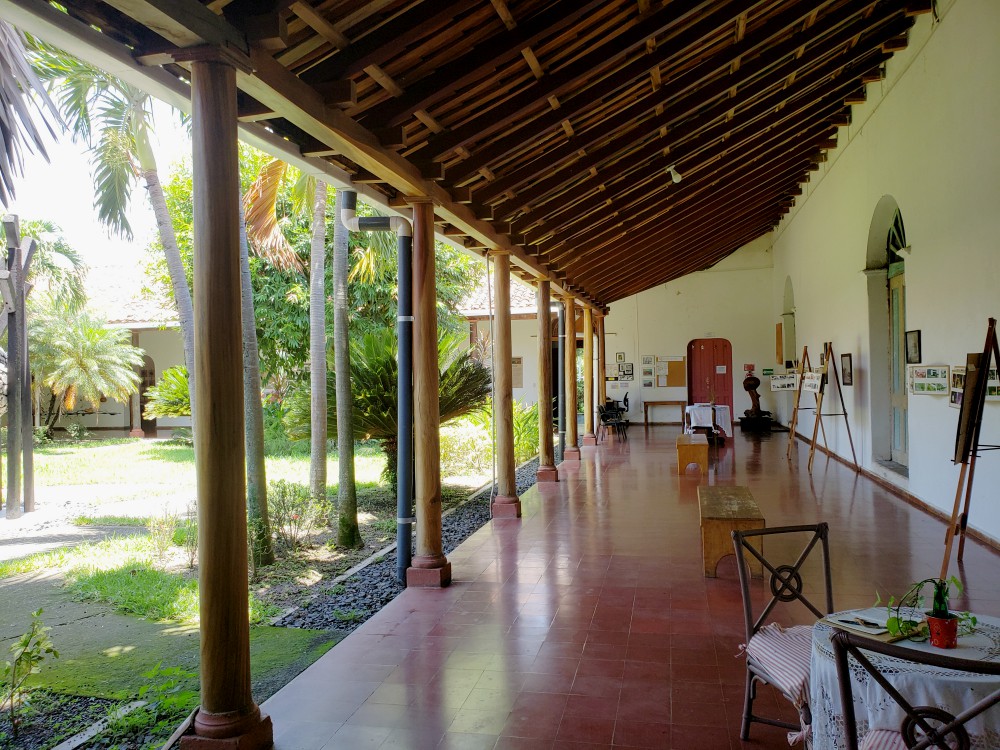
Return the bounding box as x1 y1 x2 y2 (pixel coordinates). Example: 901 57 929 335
265 427 1000 749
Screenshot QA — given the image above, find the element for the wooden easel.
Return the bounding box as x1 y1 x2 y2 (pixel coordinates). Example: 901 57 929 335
806 342 858 473
786 346 828 459
941 318 1000 579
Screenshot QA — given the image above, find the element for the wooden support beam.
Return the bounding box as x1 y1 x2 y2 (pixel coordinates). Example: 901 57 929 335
536 278 557 481
563 294 580 461
313 79 356 106
582 307 595 445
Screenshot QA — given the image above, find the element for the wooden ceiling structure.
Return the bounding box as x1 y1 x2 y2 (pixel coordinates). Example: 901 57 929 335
3 0 934 310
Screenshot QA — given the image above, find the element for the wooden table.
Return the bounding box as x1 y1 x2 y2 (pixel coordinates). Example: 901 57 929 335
643 399 685 424
697 485 765 578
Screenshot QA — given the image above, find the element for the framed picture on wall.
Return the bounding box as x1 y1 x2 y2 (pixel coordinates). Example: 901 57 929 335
905 330 921 364
616 352 625 363
841 353 853 386
642 355 654 365
623 363 634 376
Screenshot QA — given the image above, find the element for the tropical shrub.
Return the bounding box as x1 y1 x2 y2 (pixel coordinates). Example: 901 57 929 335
268 480 328 549
284 330 491 484
142 366 190 419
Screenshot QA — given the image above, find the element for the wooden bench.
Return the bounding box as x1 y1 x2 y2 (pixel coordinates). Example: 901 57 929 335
676 434 709 474
644 399 686 424
698 485 765 578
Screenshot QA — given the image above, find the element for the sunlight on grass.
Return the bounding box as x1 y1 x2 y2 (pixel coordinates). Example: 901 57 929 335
73 515 150 527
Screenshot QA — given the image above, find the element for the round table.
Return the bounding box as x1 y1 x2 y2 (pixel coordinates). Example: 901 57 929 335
810 613 1000 749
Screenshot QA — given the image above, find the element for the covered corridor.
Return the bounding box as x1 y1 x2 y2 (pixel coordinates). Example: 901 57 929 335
263 428 1000 749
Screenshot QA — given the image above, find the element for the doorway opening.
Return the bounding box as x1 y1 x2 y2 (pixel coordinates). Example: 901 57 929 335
686 338 733 411
865 196 909 473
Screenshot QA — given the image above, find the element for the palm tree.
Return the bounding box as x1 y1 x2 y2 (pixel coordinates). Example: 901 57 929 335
29 303 143 433
27 42 197 416
283 329 492 485
0 22 61 207
309 180 328 509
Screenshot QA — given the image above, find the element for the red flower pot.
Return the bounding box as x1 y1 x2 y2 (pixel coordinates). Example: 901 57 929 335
926 613 959 648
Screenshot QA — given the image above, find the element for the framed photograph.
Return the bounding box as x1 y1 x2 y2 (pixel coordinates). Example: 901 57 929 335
908 364 949 395
841 353 853 386
623 363 634 376
642 378 654 388
641 355 654 365
618 362 626 374
905 330 921 364
641 366 654 377
616 352 625 363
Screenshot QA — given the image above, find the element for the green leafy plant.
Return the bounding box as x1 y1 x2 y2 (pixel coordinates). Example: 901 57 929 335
147 511 178 561
65 421 89 441
268 479 328 549
879 575 977 640
1 609 59 739
142 366 191 419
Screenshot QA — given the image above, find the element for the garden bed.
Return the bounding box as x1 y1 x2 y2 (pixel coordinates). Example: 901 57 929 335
0 691 117 750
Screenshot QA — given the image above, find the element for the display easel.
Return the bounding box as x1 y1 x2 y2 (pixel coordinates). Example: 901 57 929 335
941 318 1000 579
806 342 858 473
786 346 828 459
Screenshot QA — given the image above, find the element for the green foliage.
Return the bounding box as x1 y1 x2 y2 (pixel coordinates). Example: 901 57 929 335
142 365 191 419
91 663 198 750
65 421 88 441
32 426 52 446
2 609 59 739
263 400 305 455
283 330 491 482
28 300 143 427
440 420 493 477
147 511 178 560
3 219 87 310
880 575 977 641
73 515 149 527
268 480 329 549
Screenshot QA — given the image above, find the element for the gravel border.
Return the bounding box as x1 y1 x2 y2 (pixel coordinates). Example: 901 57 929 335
276 455 543 631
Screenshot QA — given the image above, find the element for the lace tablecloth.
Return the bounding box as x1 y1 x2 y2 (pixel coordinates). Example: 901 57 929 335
810 613 1000 749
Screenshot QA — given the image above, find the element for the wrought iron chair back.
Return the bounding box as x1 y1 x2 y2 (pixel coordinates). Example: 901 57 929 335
832 629 1000 750
731 522 834 740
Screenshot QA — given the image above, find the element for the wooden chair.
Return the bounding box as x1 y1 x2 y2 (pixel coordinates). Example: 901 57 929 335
732 523 834 741
832 629 1000 750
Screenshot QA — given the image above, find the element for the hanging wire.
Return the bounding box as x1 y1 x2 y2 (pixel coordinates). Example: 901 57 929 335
485 253 499 507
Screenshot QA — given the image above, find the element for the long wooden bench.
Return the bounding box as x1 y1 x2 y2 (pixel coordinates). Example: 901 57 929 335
698 485 765 578
676 434 709 474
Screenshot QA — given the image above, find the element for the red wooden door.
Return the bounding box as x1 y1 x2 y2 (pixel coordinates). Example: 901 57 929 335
687 339 733 409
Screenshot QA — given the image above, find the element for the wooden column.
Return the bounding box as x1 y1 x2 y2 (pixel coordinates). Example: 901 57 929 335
597 315 607 407
406 199 451 587
582 307 597 446
183 57 272 750
491 252 521 517
563 296 581 461
536 279 558 482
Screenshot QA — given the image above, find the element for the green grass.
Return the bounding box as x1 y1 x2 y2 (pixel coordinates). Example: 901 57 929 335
32 438 387 490
72 515 150 527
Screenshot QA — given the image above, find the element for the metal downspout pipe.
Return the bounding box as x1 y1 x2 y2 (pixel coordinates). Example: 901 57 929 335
339 191 414 584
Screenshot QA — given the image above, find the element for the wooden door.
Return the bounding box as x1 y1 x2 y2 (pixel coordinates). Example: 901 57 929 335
687 339 733 410
139 363 157 437
889 264 908 465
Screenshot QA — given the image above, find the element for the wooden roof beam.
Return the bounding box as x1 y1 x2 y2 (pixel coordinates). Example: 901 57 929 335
444 0 866 175
350 0 611 127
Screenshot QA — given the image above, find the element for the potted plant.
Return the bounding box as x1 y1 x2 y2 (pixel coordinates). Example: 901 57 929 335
881 575 976 648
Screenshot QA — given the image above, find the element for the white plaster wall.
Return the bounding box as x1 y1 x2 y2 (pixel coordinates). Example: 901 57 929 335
603 236 777 424
769 0 1000 541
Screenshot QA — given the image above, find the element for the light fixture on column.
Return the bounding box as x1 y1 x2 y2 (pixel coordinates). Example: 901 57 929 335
666 165 682 184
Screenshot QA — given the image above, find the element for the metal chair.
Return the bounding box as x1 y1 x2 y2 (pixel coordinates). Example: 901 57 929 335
732 523 834 741
597 404 626 442
832 629 1000 750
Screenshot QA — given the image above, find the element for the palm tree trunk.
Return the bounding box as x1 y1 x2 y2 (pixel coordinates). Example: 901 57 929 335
309 181 327 504
240 203 274 567
142 168 197 420
334 188 361 548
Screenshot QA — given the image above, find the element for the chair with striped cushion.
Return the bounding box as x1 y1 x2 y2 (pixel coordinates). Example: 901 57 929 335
733 523 834 742
832 629 1000 750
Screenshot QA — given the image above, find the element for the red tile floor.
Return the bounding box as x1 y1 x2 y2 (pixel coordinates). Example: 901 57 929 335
264 426 1000 749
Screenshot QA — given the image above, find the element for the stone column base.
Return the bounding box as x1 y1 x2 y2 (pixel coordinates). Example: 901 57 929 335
129 428 144 438
582 434 597 446
536 465 559 482
180 711 272 750
491 496 521 518
563 446 581 461
407 556 452 587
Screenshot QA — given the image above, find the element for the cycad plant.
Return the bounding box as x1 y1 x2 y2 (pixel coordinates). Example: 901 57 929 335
29 303 143 433
284 329 491 485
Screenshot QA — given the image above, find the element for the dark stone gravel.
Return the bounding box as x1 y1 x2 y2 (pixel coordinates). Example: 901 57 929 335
0 691 117 750
277 457 543 632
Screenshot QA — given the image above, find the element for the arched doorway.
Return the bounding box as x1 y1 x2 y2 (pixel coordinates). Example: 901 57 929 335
687 338 733 411
865 196 909 469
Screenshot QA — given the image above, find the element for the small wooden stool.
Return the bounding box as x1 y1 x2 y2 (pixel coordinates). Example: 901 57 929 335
676 434 709 474
698 485 765 578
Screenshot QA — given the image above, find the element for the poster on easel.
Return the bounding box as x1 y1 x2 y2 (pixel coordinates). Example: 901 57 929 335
770 373 799 391
950 366 965 409
801 371 823 393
